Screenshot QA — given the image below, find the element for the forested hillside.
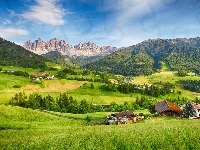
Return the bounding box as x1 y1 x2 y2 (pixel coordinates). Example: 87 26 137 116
167 47 200 74
0 38 49 69
84 46 134 73
84 37 200 76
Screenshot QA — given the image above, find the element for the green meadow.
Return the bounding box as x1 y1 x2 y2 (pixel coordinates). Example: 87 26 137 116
1 105 200 150
1 63 200 149
1 62 200 104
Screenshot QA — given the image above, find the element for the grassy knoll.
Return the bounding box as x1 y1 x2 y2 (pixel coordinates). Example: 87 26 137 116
147 72 200 100
132 76 149 84
1 105 200 150
66 82 142 104
160 62 172 72
0 73 31 104
22 79 86 93
0 73 30 90
0 69 87 103
0 65 40 74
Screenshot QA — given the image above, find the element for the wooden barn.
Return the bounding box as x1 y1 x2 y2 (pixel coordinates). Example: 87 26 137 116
112 110 134 119
155 101 182 117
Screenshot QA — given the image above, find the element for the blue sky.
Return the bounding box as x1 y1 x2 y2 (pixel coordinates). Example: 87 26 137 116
0 0 200 48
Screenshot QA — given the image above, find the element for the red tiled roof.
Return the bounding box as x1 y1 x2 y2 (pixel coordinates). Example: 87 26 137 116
166 101 182 113
155 101 181 114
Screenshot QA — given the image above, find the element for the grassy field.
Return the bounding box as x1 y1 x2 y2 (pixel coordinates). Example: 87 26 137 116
0 70 87 104
1 74 200 105
1 63 200 149
1 105 200 150
0 65 40 74
1 62 200 105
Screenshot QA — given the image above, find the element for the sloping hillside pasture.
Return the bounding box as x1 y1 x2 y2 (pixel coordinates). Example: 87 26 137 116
1 62 200 104
1 72 200 105
1 105 200 150
22 80 86 93
0 65 40 74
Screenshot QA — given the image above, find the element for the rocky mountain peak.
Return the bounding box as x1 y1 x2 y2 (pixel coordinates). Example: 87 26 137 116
23 38 118 57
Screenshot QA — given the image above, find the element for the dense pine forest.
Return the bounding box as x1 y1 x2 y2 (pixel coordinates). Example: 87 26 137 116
0 38 49 69
84 38 200 76
181 80 200 93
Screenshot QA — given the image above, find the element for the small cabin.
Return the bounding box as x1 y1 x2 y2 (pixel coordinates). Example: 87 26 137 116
155 101 182 117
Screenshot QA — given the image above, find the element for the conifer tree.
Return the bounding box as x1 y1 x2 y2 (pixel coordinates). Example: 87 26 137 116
182 102 196 118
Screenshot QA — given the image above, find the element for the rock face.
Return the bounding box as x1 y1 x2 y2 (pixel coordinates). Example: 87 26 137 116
23 38 117 56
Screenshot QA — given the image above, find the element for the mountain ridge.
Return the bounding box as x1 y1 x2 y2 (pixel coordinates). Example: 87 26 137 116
84 37 200 76
23 38 118 57
0 37 49 69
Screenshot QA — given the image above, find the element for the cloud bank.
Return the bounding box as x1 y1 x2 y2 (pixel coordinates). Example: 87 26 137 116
22 0 65 25
0 28 29 38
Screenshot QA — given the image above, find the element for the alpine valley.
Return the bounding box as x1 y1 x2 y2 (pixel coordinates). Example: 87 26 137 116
1 36 200 149
23 37 200 76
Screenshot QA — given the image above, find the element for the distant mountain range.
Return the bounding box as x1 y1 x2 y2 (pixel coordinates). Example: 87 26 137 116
1 36 200 77
23 38 118 57
84 37 200 76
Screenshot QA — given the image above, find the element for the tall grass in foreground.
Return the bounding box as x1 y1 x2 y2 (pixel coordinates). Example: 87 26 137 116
1 105 200 150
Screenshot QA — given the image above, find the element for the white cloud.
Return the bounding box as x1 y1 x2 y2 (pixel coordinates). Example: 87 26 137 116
21 0 66 26
95 0 165 47
102 0 162 23
0 28 29 38
8 9 16 17
2 19 12 26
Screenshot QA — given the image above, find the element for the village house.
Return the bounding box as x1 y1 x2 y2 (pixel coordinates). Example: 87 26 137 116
31 72 54 80
46 74 55 80
192 102 200 117
155 100 182 117
104 110 135 125
6 70 15 73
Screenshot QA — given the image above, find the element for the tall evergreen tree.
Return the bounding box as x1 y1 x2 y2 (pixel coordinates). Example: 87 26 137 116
182 102 196 118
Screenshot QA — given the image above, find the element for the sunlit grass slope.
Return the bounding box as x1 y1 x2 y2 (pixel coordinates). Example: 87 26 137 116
1 105 200 150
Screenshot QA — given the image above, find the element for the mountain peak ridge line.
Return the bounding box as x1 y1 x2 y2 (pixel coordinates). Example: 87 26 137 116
23 38 118 57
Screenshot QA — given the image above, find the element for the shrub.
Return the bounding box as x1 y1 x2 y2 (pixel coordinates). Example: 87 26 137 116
12 85 21 88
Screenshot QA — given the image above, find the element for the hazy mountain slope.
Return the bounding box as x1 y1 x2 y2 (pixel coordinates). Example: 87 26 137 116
42 51 78 67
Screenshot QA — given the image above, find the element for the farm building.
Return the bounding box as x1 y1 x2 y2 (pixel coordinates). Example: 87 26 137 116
155 101 182 117
104 110 135 125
